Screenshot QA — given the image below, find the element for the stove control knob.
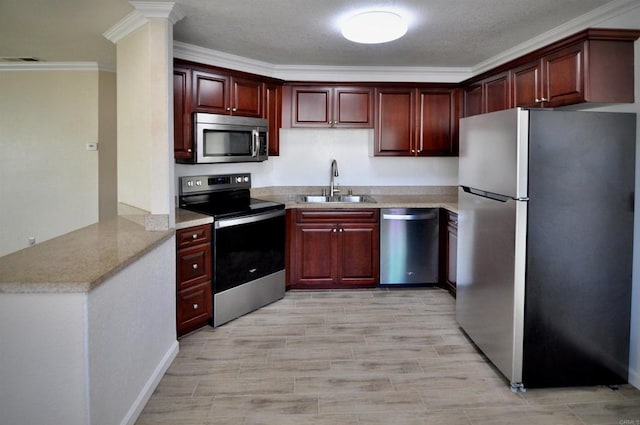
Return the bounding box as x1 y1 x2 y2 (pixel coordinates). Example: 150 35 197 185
235 176 243 183
243 176 249 182
186 180 194 187
195 180 202 186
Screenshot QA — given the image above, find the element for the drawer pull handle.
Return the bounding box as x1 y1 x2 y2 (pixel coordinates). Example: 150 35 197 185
192 234 198 239
193 303 199 310
192 263 199 270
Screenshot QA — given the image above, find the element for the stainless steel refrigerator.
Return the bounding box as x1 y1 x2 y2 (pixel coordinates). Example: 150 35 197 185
457 108 635 390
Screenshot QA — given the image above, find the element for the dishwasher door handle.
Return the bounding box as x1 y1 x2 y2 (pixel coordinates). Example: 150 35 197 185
382 212 438 221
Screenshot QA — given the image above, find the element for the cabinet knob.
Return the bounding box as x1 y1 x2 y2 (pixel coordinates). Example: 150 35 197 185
226 107 231 111
187 148 192 153
193 303 199 310
339 228 343 232
333 228 337 233
232 107 237 112
192 263 199 270
540 97 548 102
192 234 198 239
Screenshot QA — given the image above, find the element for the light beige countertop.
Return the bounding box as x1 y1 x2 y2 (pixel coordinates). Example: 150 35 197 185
252 186 459 214
175 208 214 229
0 217 174 294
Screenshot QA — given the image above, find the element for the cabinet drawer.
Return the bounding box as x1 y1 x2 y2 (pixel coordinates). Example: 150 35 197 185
177 281 212 336
296 209 379 224
177 244 211 288
176 225 211 249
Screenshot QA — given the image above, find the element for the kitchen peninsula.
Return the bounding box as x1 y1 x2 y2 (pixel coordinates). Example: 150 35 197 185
0 217 176 425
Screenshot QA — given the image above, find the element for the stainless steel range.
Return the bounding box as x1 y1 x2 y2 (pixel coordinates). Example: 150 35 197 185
178 173 285 327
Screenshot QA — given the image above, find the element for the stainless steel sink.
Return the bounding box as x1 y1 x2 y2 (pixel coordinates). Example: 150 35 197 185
295 194 376 203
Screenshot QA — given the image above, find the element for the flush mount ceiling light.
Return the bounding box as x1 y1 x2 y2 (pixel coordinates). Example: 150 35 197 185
341 11 408 44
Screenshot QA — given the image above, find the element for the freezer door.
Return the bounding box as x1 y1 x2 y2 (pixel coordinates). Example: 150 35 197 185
459 108 529 199
456 187 527 384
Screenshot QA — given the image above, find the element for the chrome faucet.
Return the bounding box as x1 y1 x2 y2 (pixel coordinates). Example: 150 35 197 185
329 159 340 197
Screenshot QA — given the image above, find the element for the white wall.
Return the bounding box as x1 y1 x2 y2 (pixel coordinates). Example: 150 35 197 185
175 128 459 189
0 292 89 425
88 236 177 425
0 70 105 257
99 71 118 221
117 19 175 226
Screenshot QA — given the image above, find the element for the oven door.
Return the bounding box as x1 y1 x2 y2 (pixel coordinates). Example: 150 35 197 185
213 209 285 293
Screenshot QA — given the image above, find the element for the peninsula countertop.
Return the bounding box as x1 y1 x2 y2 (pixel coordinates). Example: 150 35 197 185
0 217 173 294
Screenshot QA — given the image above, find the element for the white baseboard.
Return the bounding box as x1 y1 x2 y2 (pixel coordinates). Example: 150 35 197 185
120 341 179 425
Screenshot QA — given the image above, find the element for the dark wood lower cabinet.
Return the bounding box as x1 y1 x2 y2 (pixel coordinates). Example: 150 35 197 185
176 225 213 336
288 209 379 289
440 210 457 296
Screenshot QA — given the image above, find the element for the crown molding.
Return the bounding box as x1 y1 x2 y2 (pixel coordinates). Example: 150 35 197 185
0 62 115 72
272 64 472 83
129 1 185 23
173 41 278 77
173 41 472 83
472 0 640 75
104 2 185 44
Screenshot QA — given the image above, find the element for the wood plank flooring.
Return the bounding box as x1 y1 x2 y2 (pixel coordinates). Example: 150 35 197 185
135 288 640 425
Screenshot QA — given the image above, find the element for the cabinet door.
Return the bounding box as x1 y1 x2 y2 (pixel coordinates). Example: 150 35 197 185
176 244 212 290
192 70 229 114
542 42 584 107
293 223 337 286
291 86 332 127
484 72 511 113
374 88 414 155
337 223 379 287
446 215 458 294
334 87 373 127
512 60 542 108
265 83 282 156
232 77 263 117
173 66 192 159
417 89 457 156
177 281 212 337
463 83 483 117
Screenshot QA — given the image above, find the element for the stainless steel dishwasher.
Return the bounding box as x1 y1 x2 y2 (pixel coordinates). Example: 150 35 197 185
380 208 439 286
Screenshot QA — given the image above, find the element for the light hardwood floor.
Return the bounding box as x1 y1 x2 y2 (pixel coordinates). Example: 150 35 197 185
136 288 640 425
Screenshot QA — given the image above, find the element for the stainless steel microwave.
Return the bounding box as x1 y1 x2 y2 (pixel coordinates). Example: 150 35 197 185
178 113 268 164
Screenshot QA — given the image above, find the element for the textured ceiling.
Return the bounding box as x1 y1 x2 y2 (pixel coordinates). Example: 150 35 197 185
0 0 620 67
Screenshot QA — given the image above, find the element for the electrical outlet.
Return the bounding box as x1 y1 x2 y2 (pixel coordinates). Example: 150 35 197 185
27 236 36 246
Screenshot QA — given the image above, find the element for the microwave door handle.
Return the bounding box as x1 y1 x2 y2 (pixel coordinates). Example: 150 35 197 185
252 130 259 157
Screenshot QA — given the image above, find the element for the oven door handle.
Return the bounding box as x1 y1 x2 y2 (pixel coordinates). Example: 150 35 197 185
214 209 284 229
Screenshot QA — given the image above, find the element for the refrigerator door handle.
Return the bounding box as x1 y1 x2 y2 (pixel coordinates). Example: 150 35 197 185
461 186 512 203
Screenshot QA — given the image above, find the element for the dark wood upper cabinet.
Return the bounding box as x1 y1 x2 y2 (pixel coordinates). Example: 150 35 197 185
374 87 414 155
231 77 263 117
173 66 192 159
290 85 373 128
265 83 282 156
417 89 458 156
465 28 640 115
463 72 511 116
192 70 263 117
484 72 511 113
512 60 541 108
463 83 483 117
375 86 458 156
